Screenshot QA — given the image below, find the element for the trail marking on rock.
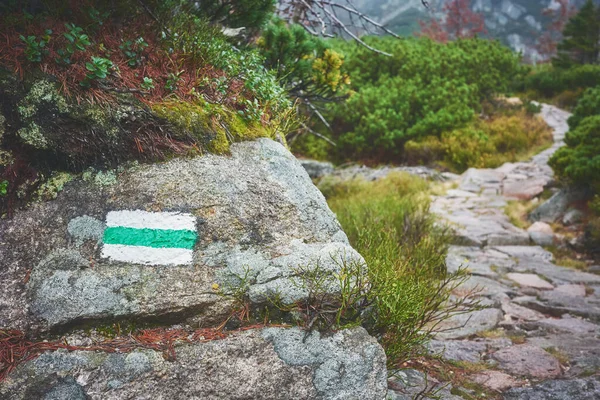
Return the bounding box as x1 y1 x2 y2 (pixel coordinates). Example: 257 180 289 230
101 210 197 265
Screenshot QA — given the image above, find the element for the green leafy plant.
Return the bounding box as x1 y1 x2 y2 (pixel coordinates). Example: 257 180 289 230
19 30 52 62
56 23 90 65
81 57 113 87
140 77 154 90
165 71 184 92
119 37 148 67
0 180 8 197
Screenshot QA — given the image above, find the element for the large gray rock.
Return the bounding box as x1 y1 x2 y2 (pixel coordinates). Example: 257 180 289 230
529 189 585 223
0 139 362 332
0 327 388 400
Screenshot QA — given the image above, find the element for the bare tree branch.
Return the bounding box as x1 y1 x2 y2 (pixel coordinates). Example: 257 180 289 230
278 0 419 56
300 123 337 146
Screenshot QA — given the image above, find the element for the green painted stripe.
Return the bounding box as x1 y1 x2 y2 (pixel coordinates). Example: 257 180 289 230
103 227 197 250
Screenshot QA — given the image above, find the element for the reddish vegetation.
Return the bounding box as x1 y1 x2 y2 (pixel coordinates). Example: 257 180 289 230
0 10 247 109
418 0 486 42
536 0 576 61
0 324 284 382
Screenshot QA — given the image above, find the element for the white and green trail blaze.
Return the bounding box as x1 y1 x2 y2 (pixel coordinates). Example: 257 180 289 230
101 210 197 265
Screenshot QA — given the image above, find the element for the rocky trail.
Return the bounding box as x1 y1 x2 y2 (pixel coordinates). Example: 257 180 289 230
394 104 600 399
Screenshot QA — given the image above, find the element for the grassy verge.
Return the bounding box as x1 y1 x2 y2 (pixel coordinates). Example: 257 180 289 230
321 172 477 367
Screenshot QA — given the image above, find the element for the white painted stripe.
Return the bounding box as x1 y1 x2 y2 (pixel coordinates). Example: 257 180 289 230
101 244 193 265
105 210 196 231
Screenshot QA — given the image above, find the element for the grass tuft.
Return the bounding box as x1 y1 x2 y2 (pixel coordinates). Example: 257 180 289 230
323 172 479 367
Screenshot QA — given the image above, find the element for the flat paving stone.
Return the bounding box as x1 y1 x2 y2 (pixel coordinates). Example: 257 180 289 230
469 370 524 392
492 344 562 379
427 340 487 363
554 284 587 297
501 301 546 322
504 376 600 400
537 317 600 335
434 308 503 340
506 273 554 290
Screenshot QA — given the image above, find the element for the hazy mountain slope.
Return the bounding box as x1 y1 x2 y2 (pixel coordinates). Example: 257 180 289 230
354 0 599 58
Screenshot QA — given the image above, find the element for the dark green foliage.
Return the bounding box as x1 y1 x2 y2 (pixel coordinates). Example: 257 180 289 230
521 64 600 99
324 37 523 161
550 115 600 188
56 23 91 65
190 0 276 28
553 0 600 68
257 20 350 111
119 37 148 67
568 85 600 129
550 86 600 189
19 30 52 62
81 57 113 87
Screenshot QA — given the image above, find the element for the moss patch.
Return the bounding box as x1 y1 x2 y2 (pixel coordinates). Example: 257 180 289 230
152 100 274 154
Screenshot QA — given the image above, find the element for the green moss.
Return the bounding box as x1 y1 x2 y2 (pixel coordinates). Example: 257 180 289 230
34 171 74 201
0 149 13 167
16 80 70 149
0 112 5 140
79 105 120 138
152 100 274 155
82 168 118 187
18 121 48 149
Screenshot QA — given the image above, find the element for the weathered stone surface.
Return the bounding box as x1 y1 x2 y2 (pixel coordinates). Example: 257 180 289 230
534 291 600 321
506 273 554 290
492 245 554 262
527 221 555 246
563 208 584 226
503 177 547 200
469 370 523 392
446 246 516 277
492 344 561 379
434 308 503 340
554 284 586 297
0 139 361 332
537 317 600 335
0 327 388 400
529 189 585 223
427 340 487 362
387 369 463 400
504 376 600 400
299 159 334 179
501 301 545 322
459 168 505 193
319 164 448 184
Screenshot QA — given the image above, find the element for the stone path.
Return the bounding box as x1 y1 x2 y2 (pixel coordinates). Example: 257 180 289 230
391 105 600 399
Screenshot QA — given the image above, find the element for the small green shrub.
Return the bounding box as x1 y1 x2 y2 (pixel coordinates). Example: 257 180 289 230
324 36 524 161
119 37 148 67
520 65 600 103
19 30 52 62
405 111 553 172
140 77 154 90
56 23 90 65
550 115 600 188
568 86 600 129
0 180 7 196
81 57 114 87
